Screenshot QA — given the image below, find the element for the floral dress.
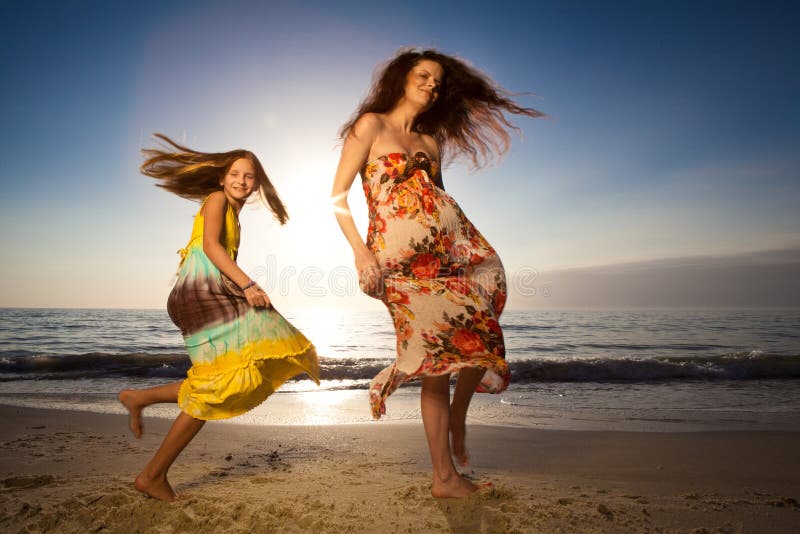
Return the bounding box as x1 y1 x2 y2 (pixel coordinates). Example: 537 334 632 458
361 152 510 418
168 198 319 420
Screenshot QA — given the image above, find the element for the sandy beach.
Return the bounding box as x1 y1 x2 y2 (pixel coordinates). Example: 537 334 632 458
0 405 798 533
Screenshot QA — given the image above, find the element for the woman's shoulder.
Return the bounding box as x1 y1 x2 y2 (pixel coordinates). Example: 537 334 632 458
353 112 385 136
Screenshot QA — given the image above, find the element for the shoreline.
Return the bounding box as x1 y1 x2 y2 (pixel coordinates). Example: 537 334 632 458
1 405 799 532
4 376 800 432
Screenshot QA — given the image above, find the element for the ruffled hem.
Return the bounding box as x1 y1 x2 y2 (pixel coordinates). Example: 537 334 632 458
186 336 316 377
178 343 319 421
368 353 510 419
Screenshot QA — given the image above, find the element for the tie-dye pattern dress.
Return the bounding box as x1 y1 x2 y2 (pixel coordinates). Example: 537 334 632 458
361 152 510 419
168 198 319 420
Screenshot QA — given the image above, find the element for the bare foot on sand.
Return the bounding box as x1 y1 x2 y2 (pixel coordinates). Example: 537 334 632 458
118 389 143 438
134 473 176 502
450 415 470 467
431 474 480 499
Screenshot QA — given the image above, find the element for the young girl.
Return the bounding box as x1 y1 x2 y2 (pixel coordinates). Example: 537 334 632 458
119 134 319 502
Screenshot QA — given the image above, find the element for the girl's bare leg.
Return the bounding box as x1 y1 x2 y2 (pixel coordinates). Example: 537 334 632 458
421 374 478 498
118 382 182 438
134 412 205 502
450 367 487 466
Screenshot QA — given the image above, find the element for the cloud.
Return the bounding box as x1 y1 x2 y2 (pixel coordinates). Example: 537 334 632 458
515 246 800 308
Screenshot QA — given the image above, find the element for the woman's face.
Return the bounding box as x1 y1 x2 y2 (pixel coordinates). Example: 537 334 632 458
403 59 443 111
220 157 257 203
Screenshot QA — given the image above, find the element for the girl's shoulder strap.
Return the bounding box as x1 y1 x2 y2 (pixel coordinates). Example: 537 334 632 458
196 195 210 217
198 191 226 217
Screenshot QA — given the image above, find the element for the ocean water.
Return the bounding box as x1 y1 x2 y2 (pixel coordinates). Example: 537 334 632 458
1 307 799 431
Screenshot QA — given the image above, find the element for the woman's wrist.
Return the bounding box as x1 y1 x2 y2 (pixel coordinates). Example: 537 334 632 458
241 280 257 290
355 246 373 259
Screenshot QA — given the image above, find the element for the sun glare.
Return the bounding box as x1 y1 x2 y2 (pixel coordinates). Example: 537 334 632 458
289 308 347 358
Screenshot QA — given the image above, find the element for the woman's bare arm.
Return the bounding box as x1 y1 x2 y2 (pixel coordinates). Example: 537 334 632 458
331 114 384 296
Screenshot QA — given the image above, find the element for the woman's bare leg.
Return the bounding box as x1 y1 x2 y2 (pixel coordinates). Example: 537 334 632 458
118 382 182 438
450 367 487 466
134 412 205 502
421 374 478 498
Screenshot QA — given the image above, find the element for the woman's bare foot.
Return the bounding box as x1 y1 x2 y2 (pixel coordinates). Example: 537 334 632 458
449 412 470 467
431 473 479 499
118 389 143 438
134 472 176 502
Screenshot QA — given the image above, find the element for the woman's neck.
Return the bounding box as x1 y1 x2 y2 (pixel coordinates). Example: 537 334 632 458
385 99 423 133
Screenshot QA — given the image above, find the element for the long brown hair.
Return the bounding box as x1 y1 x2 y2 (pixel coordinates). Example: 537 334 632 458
141 134 288 224
340 48 545 168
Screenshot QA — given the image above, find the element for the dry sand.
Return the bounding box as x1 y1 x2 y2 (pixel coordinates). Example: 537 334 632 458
1 404 798 533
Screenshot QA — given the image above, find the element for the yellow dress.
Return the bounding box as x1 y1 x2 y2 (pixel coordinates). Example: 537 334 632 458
167 198 319 420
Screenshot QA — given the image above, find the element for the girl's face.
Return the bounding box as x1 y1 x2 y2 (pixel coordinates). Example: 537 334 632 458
220 157 257 203
403 59 443 111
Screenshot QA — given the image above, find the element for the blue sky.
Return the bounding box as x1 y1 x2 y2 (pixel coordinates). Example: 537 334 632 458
1 0 798 309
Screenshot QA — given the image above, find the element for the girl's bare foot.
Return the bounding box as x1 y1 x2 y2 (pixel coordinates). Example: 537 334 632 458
118 389 143 438
449 412 470 467
431 473 479 499
134 472 176 502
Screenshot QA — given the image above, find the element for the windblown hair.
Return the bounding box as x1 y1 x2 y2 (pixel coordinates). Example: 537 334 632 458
140 134 288 224
340 48 545 168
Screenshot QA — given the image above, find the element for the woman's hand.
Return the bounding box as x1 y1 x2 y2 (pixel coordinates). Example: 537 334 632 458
356 250 383 298
244 283 271 308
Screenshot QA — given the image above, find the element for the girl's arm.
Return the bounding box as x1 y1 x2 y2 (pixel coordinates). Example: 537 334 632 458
331 114 383 297
202 191 270 307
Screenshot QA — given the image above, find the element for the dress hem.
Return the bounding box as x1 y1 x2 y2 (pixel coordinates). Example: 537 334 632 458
177 343 320 421
368 354 510 420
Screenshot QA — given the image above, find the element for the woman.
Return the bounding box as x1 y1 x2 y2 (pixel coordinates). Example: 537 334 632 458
331 49 542 498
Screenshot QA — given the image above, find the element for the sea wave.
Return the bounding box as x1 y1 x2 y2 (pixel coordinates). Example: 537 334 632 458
510 352 800 381
1 351 799 382
0 352 191 379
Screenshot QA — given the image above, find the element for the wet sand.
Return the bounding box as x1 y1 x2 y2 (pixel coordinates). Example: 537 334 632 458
1 404 798 533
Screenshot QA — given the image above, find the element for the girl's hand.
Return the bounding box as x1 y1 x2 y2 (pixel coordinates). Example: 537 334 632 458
356 250 383 298
244 283 272 308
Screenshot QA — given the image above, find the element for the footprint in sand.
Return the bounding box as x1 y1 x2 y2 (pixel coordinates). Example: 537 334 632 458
3 475 56 490
597 503 613 519
767 497 800 508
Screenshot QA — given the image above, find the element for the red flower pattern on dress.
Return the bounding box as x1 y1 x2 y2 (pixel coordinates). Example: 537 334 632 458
487 318 502 335
445 278 472 295
452 328 485 355
373 213 386 233
385 284 410 305
494 289 507 316
410 253 441 279
422 190 437 215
